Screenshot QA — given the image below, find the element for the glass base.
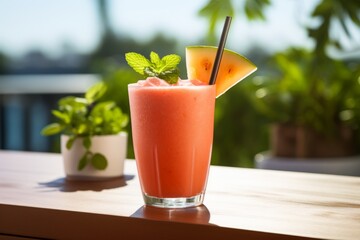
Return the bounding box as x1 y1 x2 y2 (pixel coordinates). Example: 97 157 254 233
143 192 204 208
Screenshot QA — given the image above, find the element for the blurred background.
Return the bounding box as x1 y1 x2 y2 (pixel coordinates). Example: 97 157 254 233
0 0 359 168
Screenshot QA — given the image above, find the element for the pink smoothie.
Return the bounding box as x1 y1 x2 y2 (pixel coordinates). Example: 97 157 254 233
128 78 216 198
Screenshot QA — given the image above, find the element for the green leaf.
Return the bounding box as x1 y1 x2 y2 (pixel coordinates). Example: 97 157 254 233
160 54 181 72
85 81 107 104
119 114 129 128
199 0 235 43
245 0 270 20
59 96 87 107
58 96 75 107
77 152 89 171
66 136 76 150
150 51 161 65
91 101 116 114
143 67 157 78
91 153 108 170
126 51 181 84
159 68 180 84
92 116 103 125
41 123 64 136
77 124 87 135
125 52 151 75
58 96 87 114
52 110 70 124
83 136 92 150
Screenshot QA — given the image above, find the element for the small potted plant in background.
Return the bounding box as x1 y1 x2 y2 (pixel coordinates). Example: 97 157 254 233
248 47 360 175
41 81 129 180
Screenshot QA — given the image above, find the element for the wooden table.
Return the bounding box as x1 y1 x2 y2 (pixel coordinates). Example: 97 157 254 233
0 151 359 240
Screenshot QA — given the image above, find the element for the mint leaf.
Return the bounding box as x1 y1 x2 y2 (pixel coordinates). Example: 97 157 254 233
143 67 157 77
160 54 181 72
125 52 151 75
159 68 180 84
150 51 161 65
125 51 181 84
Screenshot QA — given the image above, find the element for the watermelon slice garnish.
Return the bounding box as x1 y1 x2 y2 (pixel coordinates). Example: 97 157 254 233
186 46 257 97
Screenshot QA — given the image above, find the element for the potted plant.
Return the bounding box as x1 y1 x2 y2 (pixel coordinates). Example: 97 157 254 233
248 48 360 175
41 81 129 180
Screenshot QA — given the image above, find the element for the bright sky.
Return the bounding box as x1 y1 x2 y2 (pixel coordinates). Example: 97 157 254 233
0 0 317 58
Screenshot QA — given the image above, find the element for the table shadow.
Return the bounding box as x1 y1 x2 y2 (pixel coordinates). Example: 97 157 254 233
38 175 134 192
130 204 212 225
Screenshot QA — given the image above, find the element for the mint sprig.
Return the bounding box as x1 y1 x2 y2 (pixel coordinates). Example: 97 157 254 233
125 51 181 84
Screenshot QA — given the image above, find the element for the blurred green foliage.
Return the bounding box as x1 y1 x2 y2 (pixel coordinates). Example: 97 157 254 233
212 81 269 167
199 0 360 157
308 0 360 57
198 0 269 44
246 48 360 135
199 0 360 55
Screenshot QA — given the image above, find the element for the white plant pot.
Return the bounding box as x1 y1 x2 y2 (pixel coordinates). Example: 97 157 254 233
61 132 127 180
255 151 360 177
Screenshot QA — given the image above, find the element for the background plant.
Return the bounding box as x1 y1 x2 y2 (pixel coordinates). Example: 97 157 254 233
246 48 360 134
199 0 360 155
41 82 129 170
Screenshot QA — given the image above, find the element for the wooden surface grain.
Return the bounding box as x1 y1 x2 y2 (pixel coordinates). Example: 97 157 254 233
0 150 360 240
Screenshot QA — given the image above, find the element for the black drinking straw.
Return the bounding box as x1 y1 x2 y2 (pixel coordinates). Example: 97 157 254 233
209 16 232 85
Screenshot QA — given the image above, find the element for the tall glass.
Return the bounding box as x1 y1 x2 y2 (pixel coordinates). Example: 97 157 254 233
128 83 216 208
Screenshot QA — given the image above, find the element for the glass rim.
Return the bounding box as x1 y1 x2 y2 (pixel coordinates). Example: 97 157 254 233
128 83 215 90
